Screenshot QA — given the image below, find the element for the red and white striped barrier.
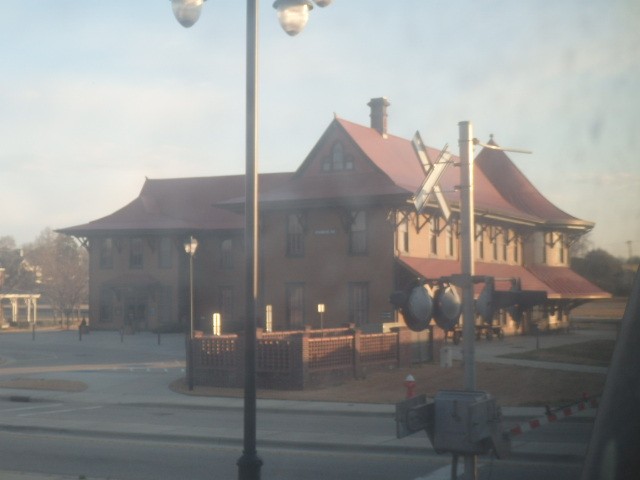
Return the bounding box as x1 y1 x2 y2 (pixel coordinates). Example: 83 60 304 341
509 395 600 437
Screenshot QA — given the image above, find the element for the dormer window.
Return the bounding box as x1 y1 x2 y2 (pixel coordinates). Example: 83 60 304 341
322 142 354 172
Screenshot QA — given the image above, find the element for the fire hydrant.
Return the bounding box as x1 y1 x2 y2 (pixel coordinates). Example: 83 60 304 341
404 374 416 398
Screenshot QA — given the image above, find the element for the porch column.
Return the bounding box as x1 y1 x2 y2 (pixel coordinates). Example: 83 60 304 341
11 298 18 323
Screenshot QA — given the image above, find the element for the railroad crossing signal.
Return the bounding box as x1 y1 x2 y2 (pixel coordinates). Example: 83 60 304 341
412 131 452 221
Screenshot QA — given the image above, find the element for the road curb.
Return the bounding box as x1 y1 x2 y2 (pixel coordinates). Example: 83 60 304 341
0 422 587 464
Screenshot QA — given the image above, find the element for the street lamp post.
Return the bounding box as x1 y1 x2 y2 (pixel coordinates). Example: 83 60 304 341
184 235 199 339
171 1 332 478
184 235 199 391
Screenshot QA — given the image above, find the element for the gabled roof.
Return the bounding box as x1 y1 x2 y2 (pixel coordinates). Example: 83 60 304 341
260 117 588 229
59 114 594 236
59 173 293 236
475 140 593 229
331 118 429 192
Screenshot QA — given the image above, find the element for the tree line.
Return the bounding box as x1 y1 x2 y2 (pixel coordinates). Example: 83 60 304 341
571 249 638 297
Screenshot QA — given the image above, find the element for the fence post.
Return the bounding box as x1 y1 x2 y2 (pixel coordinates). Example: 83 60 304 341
295 329 310 389
353 326 364 379
395 326 413 368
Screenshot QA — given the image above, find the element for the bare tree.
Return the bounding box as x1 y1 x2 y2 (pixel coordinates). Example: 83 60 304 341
0 236 37 292
569 232 593 259
23 228 88 327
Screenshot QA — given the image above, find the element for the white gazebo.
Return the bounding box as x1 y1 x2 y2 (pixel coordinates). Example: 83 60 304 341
0 293 41 326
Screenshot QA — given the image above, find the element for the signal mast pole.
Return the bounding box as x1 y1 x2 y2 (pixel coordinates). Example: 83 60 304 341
458 121 477 479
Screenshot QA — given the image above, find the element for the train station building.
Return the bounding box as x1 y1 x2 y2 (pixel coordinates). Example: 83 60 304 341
59 98 609 339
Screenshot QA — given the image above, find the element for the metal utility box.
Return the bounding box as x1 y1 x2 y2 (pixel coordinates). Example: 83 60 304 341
433 390 509 458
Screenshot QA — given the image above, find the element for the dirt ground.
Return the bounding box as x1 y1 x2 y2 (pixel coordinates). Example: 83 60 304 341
171 303 622 407
0 378 87 392
171 359 606 407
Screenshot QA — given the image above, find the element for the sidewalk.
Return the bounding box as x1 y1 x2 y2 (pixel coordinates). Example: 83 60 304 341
0 329 609 479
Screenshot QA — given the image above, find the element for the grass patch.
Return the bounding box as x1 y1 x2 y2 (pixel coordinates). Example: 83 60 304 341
499 339 615 367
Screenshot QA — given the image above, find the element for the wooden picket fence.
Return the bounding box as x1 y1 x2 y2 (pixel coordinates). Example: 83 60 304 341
189 326 413 390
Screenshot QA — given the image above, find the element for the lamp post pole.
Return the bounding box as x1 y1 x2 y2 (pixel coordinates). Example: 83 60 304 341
170 2 332 478
236 1 262 478
189 242 195 339
458 120 477 480
184 235 198 391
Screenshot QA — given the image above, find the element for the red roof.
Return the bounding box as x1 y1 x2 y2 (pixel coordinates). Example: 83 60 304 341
258 117 585 228
397 256 610 300
475 142 593 228
59 115 593 236
59 173 293 236
526 264 610 299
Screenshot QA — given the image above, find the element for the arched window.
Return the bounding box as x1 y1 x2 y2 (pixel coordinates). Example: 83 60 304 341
332 143 344 170
322 142 353 172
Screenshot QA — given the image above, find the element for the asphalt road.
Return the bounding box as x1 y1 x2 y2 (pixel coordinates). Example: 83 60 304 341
0 428 586 480
0 330 595 480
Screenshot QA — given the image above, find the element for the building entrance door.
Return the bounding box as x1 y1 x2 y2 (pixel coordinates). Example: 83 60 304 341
124 295 147 332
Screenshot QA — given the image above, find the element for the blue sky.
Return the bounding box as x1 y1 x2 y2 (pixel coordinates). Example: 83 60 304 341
1 0 638 258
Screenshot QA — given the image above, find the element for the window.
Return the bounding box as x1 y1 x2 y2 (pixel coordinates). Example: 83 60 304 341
220 239 233 269
542 233 548 263
446 223 454 257
129 237 143 269
349 282 369 326
559 234 565 263
286 213 305 257
332 142 344 170
99 287 113 323
476 225 484 260
502 231 508 261
492 231 499 261
219 286 234 325
322 142 354 172
286 283 305 329
514 239 519 263
349 211 367 255
398 215 409 253
159 237 172 269
429 216 439 255
99 238 113 269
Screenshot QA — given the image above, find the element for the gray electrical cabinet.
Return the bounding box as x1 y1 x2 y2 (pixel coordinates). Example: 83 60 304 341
433 390 510 458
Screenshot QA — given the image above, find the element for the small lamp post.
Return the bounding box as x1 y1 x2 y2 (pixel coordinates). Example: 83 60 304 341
265 305 273 333
317 303 325 335
212 312 221 336
184 235 199 339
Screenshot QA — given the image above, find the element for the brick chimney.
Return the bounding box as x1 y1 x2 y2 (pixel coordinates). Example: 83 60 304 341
368 97 390 138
